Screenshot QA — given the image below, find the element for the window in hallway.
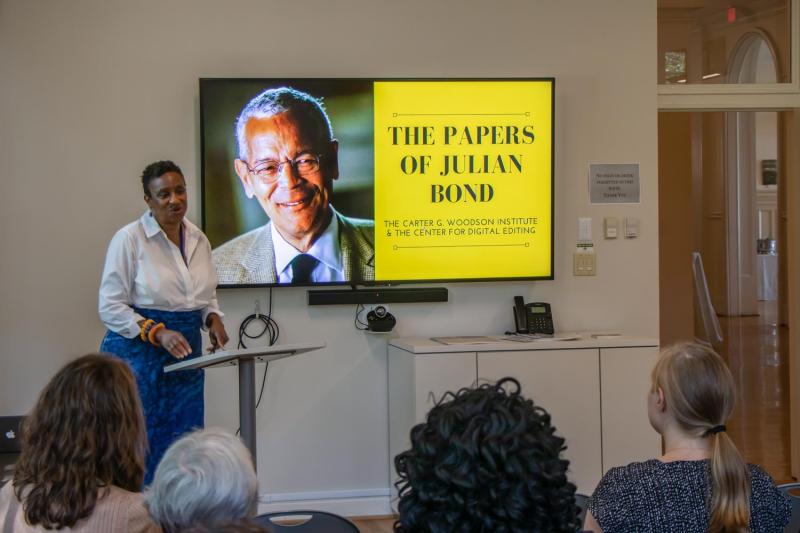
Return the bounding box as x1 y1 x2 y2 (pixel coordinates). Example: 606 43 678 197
658 0 791 84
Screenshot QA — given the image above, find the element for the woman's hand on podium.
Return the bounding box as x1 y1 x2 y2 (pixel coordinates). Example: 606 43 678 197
155 328 192 359
206 313 229 353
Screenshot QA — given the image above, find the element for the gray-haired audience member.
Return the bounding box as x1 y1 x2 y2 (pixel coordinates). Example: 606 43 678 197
145 428 259 532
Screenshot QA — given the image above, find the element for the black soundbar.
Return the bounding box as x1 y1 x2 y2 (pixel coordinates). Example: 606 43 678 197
307 287 448 306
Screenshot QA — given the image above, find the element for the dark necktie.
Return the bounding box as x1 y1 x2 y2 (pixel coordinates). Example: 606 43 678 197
290 254 318 284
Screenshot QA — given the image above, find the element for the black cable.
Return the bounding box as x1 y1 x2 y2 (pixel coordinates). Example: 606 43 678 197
354 303 369 331
235 288 279 436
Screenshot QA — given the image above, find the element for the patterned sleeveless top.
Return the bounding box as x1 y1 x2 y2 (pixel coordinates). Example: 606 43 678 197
589 459 791 532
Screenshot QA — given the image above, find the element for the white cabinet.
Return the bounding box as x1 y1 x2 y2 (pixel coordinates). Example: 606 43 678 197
599 347 661 470
387 347 477 501
478 349 602 493
387 336 660 501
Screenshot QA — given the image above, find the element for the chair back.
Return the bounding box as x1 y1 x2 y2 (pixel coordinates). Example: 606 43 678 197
255 510 359 533
575 493 590 526
778 482 800 533
692 252 723 347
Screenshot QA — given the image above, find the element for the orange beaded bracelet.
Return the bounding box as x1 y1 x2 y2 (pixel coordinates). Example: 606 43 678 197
148 322 165 346
139 319 155 342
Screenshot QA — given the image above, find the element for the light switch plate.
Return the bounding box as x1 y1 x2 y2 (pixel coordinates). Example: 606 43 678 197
604 217 619 239
573 251 596 276
578 217 592 243
624 217 640 238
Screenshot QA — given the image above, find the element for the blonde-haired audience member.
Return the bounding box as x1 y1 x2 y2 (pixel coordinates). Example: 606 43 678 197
585 342 790 533
0 354 159 532
145 428 258 533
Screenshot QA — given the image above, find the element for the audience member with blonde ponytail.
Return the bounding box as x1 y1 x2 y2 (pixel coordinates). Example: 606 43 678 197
584 342 790 533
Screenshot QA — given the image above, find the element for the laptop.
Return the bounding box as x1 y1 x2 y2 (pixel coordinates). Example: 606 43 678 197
0 416 25 454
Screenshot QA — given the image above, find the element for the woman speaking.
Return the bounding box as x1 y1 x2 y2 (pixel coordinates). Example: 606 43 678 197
98 160 229 483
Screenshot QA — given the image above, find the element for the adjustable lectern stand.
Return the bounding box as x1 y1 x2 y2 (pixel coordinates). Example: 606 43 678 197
163 342 325 471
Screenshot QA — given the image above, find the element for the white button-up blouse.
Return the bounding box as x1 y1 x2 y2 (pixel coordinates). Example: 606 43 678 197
99 211 223 339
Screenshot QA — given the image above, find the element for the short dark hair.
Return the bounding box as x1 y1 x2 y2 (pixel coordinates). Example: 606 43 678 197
394 377 580 532
142 160 183 196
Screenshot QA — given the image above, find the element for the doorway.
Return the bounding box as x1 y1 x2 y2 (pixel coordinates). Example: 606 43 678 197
658 107 791 482
657 24 797 481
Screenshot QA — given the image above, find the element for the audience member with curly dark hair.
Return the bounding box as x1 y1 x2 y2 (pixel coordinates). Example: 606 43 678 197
393 377 580 532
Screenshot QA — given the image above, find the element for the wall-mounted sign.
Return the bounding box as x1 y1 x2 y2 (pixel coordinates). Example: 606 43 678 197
589 164 640 204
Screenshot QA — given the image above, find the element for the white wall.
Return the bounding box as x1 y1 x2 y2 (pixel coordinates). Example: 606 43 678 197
0 0 658 515
756 111 778 186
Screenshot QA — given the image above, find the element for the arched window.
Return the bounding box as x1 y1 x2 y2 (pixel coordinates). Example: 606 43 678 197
658 1 791 85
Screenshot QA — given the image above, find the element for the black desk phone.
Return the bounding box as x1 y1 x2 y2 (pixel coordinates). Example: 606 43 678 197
513 296 554 336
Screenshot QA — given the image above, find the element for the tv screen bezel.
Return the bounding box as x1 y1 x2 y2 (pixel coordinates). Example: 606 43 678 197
199 77 555 288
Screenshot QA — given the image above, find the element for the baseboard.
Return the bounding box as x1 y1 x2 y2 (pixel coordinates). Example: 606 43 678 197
257 488 392 517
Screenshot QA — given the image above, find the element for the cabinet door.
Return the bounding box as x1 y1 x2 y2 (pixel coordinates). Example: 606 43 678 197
478 349 601 494
600 347 661 471
388 349 477 508
413 353 478 422
388 350 477 460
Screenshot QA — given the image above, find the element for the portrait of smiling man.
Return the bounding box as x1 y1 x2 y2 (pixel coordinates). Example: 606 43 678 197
212 87 375 285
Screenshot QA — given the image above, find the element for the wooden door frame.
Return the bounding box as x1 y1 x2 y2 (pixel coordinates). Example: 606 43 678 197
724 111 759 317
785 110 800 477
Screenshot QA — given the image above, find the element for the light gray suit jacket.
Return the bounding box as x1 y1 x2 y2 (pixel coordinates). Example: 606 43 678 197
212 209 374 285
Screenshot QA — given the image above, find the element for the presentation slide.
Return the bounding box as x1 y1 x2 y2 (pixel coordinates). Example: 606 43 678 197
374 80 552 281
201 78 553 287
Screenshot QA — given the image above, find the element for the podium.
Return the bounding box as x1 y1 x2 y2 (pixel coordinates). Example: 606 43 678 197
164 342 325 471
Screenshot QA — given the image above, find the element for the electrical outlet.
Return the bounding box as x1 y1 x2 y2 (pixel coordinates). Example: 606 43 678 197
573 251 596 276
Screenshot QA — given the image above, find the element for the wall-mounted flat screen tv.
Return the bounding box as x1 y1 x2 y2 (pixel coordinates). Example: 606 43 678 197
201 78 554 287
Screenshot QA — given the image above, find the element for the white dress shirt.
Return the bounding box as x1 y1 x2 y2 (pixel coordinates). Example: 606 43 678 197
99 211 223 339
272 211 344 283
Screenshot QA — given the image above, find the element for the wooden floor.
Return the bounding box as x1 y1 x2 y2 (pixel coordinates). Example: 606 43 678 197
350 516 395 532
717 300 793 484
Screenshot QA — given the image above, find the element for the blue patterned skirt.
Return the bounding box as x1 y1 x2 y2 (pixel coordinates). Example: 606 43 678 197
100 307 204 485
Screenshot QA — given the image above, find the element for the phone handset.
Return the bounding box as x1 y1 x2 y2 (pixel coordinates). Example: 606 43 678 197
513 296 528 333
512 296 555 336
